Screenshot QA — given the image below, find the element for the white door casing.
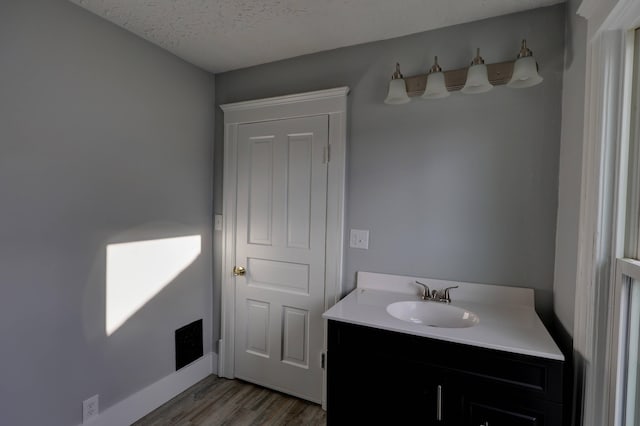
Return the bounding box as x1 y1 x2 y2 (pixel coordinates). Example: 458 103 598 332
574 0 640 424
234 116 328 402
219 87 349 408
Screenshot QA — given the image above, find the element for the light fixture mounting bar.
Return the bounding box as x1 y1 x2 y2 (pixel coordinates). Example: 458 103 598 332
404 61 515 97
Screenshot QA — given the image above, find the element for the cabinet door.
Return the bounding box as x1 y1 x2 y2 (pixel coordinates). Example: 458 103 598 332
328 350 440 423
379 354 446 424
328 321 455 424
379 359 462 425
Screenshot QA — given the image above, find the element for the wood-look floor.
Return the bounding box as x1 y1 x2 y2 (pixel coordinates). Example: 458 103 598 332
133 375 326 426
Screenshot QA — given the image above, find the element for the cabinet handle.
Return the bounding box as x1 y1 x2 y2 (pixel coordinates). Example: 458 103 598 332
437 385 442 421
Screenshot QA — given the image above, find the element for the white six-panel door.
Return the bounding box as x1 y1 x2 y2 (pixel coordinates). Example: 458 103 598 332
233 115 328 403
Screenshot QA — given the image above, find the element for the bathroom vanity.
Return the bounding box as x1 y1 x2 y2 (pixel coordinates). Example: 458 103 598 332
323 272 565 426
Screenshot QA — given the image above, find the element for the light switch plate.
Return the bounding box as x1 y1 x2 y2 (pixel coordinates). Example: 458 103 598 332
350 229 369 249
214 215 223 231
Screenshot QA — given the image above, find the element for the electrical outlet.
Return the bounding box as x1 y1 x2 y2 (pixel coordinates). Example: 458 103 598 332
83 394 99 423
350 229 369 249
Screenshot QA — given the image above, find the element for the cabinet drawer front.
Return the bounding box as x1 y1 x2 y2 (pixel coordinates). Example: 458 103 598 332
453 350 563 401
470 402 541 426
466 397 563 426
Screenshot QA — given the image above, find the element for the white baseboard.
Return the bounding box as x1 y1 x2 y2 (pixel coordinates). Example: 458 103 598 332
86 352 217 426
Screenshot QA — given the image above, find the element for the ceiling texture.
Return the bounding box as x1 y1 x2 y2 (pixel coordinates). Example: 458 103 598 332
70 0 564 73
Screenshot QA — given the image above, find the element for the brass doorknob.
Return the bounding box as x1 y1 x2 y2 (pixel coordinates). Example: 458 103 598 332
233 266 246 276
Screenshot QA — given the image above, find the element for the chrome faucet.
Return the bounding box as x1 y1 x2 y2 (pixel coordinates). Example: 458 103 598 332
432 286 458 303
414 281 431 300
414 281 458 303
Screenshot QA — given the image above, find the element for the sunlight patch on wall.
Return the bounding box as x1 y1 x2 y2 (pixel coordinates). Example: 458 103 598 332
106 235 201 336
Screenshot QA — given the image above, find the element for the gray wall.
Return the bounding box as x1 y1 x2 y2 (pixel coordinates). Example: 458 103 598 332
214 4 566 329
553 0 587 340
0 1 214 425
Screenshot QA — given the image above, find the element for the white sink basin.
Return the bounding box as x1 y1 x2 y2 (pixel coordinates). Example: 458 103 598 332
386 301 480 328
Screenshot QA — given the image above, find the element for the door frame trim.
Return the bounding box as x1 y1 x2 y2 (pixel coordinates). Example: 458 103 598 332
218 87 349 407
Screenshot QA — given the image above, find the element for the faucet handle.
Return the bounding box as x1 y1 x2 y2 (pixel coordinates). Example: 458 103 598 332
414 281 430 300
441 285 458 302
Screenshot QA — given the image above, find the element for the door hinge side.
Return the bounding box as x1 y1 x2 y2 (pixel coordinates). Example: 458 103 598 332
323 145 331 164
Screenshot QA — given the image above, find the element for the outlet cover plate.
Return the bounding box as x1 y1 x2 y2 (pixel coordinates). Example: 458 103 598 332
350 229 369 249
83 394 99 423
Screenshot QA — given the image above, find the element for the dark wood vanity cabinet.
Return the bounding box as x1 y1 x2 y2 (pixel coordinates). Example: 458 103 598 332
327 320 564 426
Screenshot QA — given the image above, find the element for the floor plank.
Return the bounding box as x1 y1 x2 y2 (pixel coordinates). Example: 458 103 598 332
133 375 326 426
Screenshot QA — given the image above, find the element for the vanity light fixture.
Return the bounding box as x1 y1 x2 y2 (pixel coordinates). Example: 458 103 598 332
385 39 543 103
461 48 493 94
384 63 411 104
507 39 543 88
421 56 450 99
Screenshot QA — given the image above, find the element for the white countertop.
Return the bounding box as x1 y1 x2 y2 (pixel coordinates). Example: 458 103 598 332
322 272 565 361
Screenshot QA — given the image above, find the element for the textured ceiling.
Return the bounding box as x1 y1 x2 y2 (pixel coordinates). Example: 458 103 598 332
70 0 564 73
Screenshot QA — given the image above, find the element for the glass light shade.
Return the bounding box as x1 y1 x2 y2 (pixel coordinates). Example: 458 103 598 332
422 72 449 99
507 56 543 88
384 79 410 104
461 64 493 94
